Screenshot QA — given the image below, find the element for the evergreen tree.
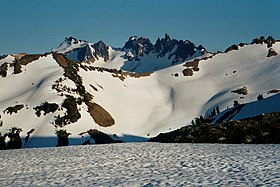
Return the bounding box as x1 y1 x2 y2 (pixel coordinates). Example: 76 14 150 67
233 100 239 107
55 129 71 146
216 106 220 114
257 94 264 101
0 133 6 150
6 127 22 149
191 120 195 126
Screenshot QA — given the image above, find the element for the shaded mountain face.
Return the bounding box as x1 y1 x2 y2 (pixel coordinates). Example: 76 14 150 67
53 37 110 63
122 33 206 64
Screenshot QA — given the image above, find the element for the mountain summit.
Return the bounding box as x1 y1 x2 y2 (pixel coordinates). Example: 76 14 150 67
0 35 279 148
123 33 206 63
52 34 206 73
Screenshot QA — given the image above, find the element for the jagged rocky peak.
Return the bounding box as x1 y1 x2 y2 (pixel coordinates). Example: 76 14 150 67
251 36 276 47
60 36 88 48
225 36 278 53
93 41 110 62
64 36 80 45
53 36 110 63
52 36 88 54
123 36 153 56
123 33 206 63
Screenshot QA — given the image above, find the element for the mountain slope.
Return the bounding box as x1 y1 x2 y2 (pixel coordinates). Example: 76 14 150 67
213 92 280 123
0 35 279 148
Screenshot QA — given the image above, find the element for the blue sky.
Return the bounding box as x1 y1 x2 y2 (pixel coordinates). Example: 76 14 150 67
0 0 279 54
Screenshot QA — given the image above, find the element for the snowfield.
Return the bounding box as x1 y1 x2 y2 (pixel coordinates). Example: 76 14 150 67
0 143 279 186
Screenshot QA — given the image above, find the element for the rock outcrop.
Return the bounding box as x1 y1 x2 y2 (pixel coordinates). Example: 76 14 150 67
251 36 276 48
123 33 206 64
267 48 278 57
149 112 280 144
55 36 110 63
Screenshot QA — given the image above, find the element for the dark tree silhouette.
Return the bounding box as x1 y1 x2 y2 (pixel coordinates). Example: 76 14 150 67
55 129 71 146
233 100 239 107
6 127 22 149
0 133 7 150
216 106 220 114
257 94 264 101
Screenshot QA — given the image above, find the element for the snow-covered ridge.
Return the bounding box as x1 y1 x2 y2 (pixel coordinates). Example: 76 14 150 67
52 36 89 54
0 36 279 148
52 34 207 73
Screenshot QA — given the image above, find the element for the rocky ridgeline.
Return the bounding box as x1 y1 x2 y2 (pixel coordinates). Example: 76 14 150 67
57 36 110 63
149 112 280 144
123 33 206 64
225 36 277 53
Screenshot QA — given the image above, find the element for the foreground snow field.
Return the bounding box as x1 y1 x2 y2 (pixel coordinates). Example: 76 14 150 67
0 143 279 186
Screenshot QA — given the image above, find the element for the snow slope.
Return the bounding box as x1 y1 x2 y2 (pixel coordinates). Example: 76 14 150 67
67 41 280 139
213 92 280 123
0 37 280 148
0 143 279 186
52 36 89 54
0 54 65 138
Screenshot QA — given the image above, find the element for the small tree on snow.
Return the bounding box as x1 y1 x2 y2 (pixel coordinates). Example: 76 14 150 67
216 106 220 114
233 100 239 107
55 129 71 147
0 133 6 150
6 127 22 149
257 94 264 101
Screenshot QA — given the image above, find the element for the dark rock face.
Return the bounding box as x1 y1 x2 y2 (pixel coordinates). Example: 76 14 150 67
87 129 122 144
63 36 81 45
4 105 24 115
149 112 280 144
122 33 206 64
171 40 196 64
64 40 110 63
0 63 8 77
93 41 110 62
251 36 276 48
231 87 248 95
13 54 43 74
267 48 278 57
224 44 239 53
54 96 81 127
182 68 193 76
123 36 153 56
34 102 59 117
224 36 277 53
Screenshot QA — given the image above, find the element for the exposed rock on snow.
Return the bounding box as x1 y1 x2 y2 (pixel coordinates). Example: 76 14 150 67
267 48 278 57
251 36 276 48
53 37 110 63
123 33 206 66
231 87 248 95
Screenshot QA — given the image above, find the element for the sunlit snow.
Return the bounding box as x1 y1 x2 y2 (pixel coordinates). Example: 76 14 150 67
0 143 279 186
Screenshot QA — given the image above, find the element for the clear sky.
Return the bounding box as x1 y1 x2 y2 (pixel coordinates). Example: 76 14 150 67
0 0 279 54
